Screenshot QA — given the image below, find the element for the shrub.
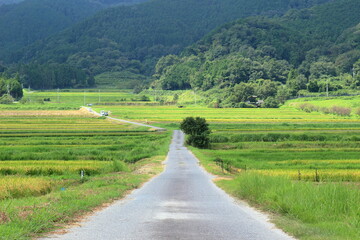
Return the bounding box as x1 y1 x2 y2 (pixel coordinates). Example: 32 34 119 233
354 107 360 116
19 98 31 104
320 106 331 114
187 133 210 148
210 135 229 143
329 106 351 116
263 97 279 108
180 117 211 148
180 117 210 136
112 160 129 172
139 95 150 101
298 103 318 112
0 94 14 104
237 102 256 108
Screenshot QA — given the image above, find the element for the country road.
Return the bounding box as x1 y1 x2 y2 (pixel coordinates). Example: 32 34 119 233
43 130 294 240
83 107 166 131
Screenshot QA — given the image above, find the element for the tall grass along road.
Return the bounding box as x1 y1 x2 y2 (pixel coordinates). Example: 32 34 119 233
42 131 293 240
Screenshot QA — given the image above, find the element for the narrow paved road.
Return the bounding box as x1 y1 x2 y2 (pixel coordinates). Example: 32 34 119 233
83 107 165 131
44 131 294 240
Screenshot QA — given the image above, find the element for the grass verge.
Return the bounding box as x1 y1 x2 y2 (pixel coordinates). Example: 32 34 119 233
190 147 360 239
0 155 166 240
217 173 360 240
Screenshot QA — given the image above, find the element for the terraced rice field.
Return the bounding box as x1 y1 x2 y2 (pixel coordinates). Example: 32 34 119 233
0 89 146 110
90 103 360 182
0 109 149 135
0 110 169 200
93 105 359 126
1 90 359 239
192 120 360 182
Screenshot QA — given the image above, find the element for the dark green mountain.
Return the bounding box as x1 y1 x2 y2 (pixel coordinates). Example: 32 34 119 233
154 0 360 100
0 0 147 60
13 0 330 80
0 0 23 5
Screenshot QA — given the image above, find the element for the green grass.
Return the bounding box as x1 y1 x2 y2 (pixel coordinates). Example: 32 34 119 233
92 105 360 131
0 110 171 239
1 89 360 239
0 165 161 240
0 89 150 110
286 95 360 108
218 173 360 240
193 122 360 181
94 71 150 88
186 107 360 239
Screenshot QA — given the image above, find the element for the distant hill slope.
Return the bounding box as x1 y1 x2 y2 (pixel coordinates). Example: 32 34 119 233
153 0 360 94
0 0 23 5
0 0 147 60
13 0 330 77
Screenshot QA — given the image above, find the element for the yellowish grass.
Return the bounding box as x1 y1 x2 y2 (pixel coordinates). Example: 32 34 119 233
252 169 360 181
0 161 111 175
0 109 92 116
269 160 360 165
0 177 53 199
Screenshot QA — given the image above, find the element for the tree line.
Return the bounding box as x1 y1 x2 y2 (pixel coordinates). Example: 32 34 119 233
2 0 330 90
0 75 23 102
152 0 360 107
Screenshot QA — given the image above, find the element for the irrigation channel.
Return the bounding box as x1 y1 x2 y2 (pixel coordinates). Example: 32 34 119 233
42 130 294 240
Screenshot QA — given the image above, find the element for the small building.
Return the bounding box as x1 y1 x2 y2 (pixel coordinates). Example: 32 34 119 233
247 96 264 107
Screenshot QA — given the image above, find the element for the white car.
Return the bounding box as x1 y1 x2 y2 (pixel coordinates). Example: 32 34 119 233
100 110 108 116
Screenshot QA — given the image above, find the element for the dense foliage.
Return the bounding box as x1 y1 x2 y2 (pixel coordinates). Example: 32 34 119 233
154 0 360 107
0 76 23 101
10 0 329 83
14 63 95 89
0 0 147 61
0 0 23 5
180 117 210 148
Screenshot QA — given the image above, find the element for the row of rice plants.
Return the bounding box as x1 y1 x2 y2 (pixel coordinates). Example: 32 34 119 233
195 121 360 181
0 161 112 176
210 122 360 131
93 105 355 124
210 131 360 143
0 89 138 110
0 134 169 162
252 169 360 182
0 177 54 200
0 114 142 135
0 131 170 200
0 110 171 201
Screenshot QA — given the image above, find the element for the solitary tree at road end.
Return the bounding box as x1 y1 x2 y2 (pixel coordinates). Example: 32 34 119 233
180 117 210 148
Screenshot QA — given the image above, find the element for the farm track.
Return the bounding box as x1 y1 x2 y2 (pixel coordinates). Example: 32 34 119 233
42 131 293 240
83 107 166 131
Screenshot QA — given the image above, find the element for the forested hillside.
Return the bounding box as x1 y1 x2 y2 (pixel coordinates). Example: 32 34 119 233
154 0 360 107
7 0 331 89
0 0 23 5
0 0 147 60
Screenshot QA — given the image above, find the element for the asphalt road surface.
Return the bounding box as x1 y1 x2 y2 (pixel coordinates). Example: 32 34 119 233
43 130 294 240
